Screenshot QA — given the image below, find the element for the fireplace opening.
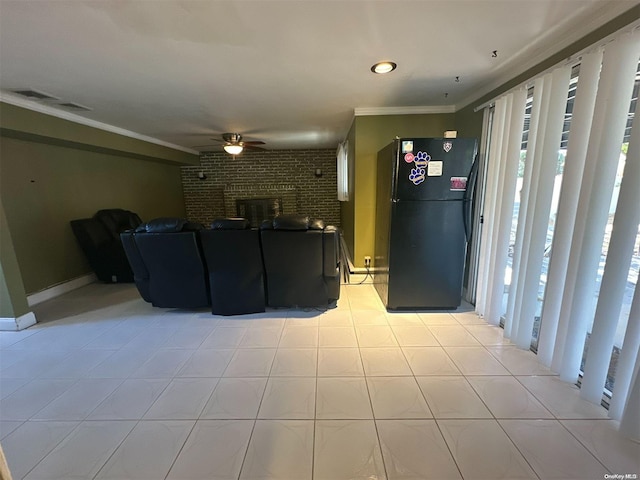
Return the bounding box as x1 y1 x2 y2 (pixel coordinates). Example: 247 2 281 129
236 197 282 228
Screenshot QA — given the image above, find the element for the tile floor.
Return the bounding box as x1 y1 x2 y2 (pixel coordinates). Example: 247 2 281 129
0 282 638 479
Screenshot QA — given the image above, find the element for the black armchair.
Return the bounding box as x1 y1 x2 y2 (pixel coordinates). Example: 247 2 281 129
259 214 340 307
200 218 266 315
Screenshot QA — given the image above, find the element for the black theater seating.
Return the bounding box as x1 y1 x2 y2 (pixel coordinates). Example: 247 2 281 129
120 215 341 313
120 230 151 302
200 218 266 315
124 218 210 309
260 214 341 307
70 208 142 283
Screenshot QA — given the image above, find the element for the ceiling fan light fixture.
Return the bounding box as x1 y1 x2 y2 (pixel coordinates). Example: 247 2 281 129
371 61 397 74
223 144 244 155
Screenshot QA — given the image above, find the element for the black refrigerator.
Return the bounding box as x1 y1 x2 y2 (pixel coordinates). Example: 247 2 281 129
374 137 478 310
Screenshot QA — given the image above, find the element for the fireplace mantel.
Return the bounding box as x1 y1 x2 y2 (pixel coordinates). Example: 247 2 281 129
223 184 298 219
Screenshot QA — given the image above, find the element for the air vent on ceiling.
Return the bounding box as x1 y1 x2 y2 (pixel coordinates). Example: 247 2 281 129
58 102 93 112
13 88 60 100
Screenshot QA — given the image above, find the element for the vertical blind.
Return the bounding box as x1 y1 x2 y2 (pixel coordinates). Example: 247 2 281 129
476 29 640 439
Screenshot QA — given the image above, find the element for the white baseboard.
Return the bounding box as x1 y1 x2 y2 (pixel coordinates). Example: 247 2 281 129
0 311 37 331
27 273 97 307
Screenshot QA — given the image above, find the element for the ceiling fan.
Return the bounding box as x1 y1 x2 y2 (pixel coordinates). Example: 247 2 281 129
195 133 266 155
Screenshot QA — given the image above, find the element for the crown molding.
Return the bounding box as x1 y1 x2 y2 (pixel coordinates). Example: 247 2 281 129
0 92 199 155
354 105 456 116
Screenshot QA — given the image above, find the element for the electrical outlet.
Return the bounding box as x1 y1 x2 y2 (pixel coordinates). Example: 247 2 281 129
364 256 371 267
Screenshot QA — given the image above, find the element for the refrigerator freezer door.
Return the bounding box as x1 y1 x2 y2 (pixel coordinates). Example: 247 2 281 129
386 200 467 309
394 138 477 202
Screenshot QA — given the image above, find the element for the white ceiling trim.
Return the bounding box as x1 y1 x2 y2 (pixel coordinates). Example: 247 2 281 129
455 3 640 111
0 93 199 155
354 106 456 116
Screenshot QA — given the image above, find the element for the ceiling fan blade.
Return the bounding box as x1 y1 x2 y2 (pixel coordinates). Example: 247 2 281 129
242 140 266 146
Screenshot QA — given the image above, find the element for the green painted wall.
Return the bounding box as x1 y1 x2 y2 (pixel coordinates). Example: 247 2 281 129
347 113 456 267
340 120 357 261
0 199 30 318
0 111 190 295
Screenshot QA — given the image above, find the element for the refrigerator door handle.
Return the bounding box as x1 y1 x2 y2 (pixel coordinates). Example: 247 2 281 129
463 154 479 242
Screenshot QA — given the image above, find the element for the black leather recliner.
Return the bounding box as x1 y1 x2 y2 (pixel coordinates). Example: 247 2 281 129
260 214 341 307
200 218 266 315
70 208 142 283
131 218 210 309
120 229 151 302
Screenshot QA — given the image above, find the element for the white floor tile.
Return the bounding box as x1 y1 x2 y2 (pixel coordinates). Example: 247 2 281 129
0 378 76 420
0 378 29 399
367 376 433 419
402 347 461 375
2 421 78 479
561 419 640 474
270 348 317 376
278 326 319 348
38 349 117 378
316 377 373 419
360 348 413 376
317 348 365 376
355 325 399 347
143 377 219 419
318 326 358 347
177 348 234 377
87 348 156 378
122 326 178 349
130 348 193 378
23 420 136 480
238 326 283 348
416 376 492 419
0 420 22 440
33 378 122 420
386 312 424 326
223 348 276 377
428 325 481 346
314 420 386 480
318 309 353 326
486 345 555 375
258 377 316 419
391 325 440 346
450 312 485 325
467 376 553 419
351 309 389 326
87 378 170 420
95 420 194 479
377 419 461 479
9 283 635 480
82 325 145 349
499 419 608 479
438 419 538 479
240 420 314 479
464 324 511 346
167 419 254 479
200 326 247 348
200 377 267 419
517 375 609 419
418 312 459 326
444 347 511 375
161 325 214 348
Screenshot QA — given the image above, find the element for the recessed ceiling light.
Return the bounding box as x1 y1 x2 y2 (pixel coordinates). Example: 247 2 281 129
371 61 397 74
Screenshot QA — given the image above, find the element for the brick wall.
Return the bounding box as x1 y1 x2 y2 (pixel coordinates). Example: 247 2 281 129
181 149 340 227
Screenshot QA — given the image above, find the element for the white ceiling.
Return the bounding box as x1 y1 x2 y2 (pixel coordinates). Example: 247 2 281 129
0 0 637 153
